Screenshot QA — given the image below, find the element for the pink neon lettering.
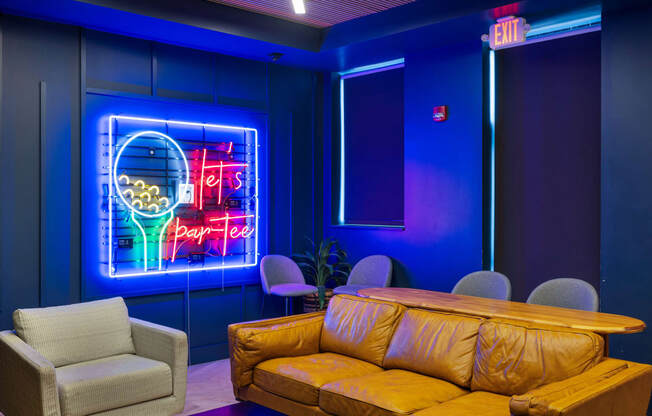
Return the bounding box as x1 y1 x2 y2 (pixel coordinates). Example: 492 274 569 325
233 171 243 190
168 214 255 262
197 142 247 209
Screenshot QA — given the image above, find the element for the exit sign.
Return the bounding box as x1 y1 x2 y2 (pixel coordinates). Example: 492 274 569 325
489 16 528 50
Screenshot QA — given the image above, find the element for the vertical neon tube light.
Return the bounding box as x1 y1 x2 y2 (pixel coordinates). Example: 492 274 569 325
339 77 345 224
131 211 148 271
489 50 496 271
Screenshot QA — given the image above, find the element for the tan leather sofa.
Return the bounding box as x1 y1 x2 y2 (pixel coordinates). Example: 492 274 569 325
0 297 188 416
229 294 652 416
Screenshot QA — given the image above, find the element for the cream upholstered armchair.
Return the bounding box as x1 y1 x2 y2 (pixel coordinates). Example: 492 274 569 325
0 297 187 416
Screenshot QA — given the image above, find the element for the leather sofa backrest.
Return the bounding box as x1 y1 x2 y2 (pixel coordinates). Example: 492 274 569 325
320 295 405 366
472 319 604 395
383 309 483 387
13 297 135 367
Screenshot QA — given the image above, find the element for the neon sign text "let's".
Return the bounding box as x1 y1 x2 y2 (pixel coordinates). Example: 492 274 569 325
164 141 253 263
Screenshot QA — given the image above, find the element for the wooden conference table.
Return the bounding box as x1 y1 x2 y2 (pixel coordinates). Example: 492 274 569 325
357 287 645 335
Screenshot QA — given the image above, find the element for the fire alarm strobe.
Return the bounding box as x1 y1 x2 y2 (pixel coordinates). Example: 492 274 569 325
433 106 448 122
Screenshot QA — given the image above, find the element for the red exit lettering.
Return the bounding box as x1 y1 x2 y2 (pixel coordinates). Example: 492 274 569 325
489 16 527 50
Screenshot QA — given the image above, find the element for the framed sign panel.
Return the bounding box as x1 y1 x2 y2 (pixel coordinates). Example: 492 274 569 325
108 116 258 277
82 93 267 298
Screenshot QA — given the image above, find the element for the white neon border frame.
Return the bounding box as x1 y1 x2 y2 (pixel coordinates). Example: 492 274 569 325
108 115 259 278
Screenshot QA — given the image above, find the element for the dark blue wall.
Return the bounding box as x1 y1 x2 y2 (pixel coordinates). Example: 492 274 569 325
323 42 484 291
0 15 318 363
495 32 602 302
601 3 652 367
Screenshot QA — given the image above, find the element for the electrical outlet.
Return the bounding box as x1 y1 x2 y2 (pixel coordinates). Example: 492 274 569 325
179 183 194 204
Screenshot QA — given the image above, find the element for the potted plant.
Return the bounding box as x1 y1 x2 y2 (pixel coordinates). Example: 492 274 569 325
293 238 351 311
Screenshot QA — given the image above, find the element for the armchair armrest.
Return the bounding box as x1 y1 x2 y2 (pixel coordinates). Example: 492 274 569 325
510 358 652 416
130 318 188 413
0 330 61 416
228 312 325 393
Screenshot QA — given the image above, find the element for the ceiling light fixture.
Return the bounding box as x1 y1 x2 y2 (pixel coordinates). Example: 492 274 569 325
292 0 306 14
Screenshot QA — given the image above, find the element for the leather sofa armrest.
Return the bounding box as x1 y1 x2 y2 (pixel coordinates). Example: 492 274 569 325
228 312 325 393
0 330 61 416
130 318 188 413
510 358 652 416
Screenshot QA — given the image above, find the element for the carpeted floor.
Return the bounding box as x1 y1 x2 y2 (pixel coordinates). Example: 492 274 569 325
178 358 240 415
191 401 283 415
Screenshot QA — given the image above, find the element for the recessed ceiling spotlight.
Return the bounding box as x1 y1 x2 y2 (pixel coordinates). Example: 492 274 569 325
292 0 306 14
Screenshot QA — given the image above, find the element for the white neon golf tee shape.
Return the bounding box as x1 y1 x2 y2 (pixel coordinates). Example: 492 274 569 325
113 130 190 271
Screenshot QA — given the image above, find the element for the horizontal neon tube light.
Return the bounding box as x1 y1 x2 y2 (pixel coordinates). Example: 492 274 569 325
109 262 259 278
339 58 405 78
527 14 601 37
108 115 258 132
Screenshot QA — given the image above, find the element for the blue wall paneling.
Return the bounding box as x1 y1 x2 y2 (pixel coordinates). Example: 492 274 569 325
155 43 214 102
601 3 652 370
495 32 601 302
0 17 81 329
0 15 317 363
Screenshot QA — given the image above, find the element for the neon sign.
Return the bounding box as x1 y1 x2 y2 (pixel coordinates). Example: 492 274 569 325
107 115 259 278
484 16 530 50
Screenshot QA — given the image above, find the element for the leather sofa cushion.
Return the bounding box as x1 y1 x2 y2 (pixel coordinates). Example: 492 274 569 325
320 369 468 416
384 309 482 387
320 295 405 366
254 352 382 405
13 297 135 367
412 391 510 416
472 319 604 396
232 314 324 387
56 354 172 416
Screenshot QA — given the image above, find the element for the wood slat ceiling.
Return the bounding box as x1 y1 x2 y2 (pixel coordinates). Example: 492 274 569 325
208 0 416 28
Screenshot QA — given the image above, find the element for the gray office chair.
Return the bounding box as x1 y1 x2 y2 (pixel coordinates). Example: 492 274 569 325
260 254 317 315
527 278 599 311
333 255 392 296
452 270 512 300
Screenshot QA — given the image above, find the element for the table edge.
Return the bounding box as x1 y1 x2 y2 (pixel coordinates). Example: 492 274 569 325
357 288 646 335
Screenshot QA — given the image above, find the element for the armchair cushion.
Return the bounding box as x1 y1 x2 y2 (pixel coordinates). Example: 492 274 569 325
13 297 135 367
56 354 172 416
320 295 405 366
319 369 468 416
254 352 382 405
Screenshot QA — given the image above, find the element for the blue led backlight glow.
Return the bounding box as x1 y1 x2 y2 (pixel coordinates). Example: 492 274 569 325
106 115 259 278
